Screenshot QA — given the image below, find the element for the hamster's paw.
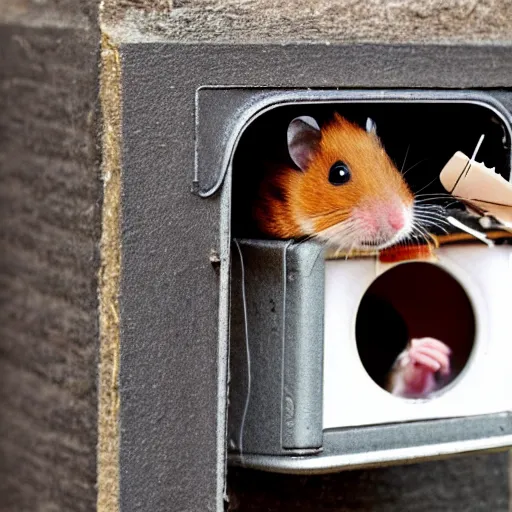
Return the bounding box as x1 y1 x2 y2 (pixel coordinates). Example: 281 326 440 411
407 337 451 376
393 337 452 398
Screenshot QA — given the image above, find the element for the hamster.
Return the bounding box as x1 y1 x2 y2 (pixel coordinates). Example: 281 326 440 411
386 337 452 398
254 113 415 250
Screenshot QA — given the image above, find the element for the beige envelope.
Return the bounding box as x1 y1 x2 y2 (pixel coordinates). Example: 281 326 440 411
439 151 512 228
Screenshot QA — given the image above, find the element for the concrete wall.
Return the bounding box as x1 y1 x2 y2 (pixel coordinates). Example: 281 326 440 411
101 0 512 43
0 1 100 510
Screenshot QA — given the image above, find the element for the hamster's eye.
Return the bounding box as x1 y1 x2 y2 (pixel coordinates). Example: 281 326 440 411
329 161 351 186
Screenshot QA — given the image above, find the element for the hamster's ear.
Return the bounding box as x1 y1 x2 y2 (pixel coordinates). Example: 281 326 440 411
365 117 377 136
287 116 321 171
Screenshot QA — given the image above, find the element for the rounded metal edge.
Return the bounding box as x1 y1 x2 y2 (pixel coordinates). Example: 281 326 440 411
196 88 512 198
227 434 512 474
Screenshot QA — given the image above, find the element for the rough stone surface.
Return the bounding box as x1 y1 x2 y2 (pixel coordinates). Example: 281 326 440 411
3 0 95 28
101 0 172 21
102 0 512 44
0 3 100 511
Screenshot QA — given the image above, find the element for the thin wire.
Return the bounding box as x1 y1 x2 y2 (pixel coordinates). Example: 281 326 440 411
234 240 251 464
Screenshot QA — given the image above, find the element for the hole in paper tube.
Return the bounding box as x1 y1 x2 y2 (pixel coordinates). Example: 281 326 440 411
355 262 476 397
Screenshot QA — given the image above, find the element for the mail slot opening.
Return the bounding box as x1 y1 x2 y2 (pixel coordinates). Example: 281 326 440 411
232 100 511 241
355 262 476 399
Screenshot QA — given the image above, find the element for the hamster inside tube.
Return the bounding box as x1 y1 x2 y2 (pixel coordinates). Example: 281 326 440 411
253 113 452 398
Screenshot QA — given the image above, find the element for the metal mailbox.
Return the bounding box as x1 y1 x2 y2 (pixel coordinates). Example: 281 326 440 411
221 90 512 473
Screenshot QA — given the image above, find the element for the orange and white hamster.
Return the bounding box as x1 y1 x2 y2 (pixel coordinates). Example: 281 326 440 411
254 113 415 250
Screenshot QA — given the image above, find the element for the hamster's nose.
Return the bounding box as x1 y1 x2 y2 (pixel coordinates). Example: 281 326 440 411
387 208 405 231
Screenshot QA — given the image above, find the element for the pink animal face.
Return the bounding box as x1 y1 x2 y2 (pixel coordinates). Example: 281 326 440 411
388 337 452 398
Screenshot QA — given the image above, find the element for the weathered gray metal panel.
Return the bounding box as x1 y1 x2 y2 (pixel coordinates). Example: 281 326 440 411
119 49 223 512
229 239 324 456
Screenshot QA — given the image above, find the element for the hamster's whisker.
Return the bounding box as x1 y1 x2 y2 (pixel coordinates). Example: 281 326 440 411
413 198 451 203
400 144 410 174
404 232 421 245
316 218 358 244
408 236 425 247
413 192 452 198
396 236 412 250
404 230 421 242
329 227 360 245
412 225 431 238
416 223 439 241
409 229 429 246
410 228 429 245
413 192 462 201
413 200 457 208
403 234 416 246
415 208 448 216
415 222 449 232
413 213 450 225
402 158 429 177
415 214 449 225
402 228 423 244
413 203 448 211
414 216 449 232
413 176 445 195
413 209 447 216
413 197 454 205
413 218 449 229
413 202 446 207
414 210 449 219
331 223 368 248
438 200 461 209
411 222 436 244
413 204 449 216
345 242 357 261
413 207 449 217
